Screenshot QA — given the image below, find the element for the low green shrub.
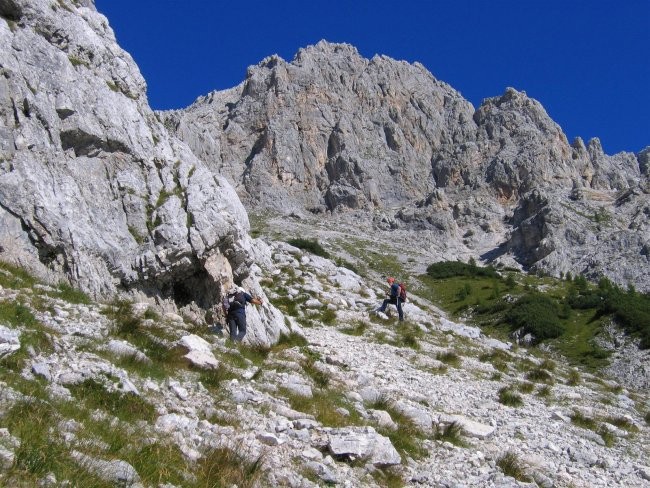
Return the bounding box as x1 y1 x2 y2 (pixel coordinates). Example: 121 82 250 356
287 238 330 258
426 260 499 279
505 294 565 341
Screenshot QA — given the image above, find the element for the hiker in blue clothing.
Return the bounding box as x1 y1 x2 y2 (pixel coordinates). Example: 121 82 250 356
224 287 262 342
376 277 404 321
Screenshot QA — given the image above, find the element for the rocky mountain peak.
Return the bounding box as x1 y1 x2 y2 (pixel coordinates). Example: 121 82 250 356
162 40 648 291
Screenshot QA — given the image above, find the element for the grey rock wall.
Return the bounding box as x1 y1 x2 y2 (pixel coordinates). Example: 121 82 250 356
0 0 288 344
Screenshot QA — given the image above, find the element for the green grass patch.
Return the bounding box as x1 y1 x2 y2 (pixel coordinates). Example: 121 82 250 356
525 367 554 384
378 408 427 460
479 349 512 372
301 360 330 389
269 295 300 317
370 467 404 488
436 350 461 367
281 388 363 428
2 399 112 486
0 261 39 289
496 451 531 482
68 378 156 422
198 366 240 391
518 381 535 394
604 415 639 433
316 307 337 325
434 421 467 447
127 441 188 486
49 281 92 305
195 445 266 488
498 387 523 407
566 368 581 386
570 410 598 431
0 300 38 328
340 320 368 336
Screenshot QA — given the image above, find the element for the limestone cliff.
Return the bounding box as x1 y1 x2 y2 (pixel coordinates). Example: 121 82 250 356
0 0 288 345
162 41 649 290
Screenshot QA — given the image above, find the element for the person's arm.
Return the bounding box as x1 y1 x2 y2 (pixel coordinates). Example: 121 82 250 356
245 292 262 306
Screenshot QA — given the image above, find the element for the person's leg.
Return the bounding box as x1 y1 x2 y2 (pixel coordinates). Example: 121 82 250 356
397 298 404 321
228 316 238 341
236 315 247 342
378 298 391 312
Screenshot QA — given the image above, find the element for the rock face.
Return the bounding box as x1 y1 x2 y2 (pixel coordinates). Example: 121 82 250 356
163 41 649 291
0 0 289 344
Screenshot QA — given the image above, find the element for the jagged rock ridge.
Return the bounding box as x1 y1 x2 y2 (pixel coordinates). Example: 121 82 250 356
162 40 649 291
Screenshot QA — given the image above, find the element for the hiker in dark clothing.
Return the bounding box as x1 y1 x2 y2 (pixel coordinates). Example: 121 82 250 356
226 288 262 342
376 277 404 321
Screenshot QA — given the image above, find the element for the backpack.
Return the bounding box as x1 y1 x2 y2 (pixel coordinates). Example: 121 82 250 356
398 283 407 302
222 291 245 314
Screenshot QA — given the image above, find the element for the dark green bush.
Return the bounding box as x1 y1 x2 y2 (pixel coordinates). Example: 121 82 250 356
505 294 565 340
600 288 650 349
426 260 499 279
287 238 330 258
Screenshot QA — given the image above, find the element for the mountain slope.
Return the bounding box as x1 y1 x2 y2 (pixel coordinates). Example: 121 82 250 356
162 41 650 292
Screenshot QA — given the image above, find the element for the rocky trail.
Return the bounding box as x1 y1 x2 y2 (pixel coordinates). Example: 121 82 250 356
1 239 649 487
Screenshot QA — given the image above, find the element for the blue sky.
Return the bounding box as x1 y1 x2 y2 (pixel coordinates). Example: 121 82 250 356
94 0 649 155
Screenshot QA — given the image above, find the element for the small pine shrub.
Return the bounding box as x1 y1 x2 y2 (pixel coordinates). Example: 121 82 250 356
426 260 499 279
506 294 565 341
